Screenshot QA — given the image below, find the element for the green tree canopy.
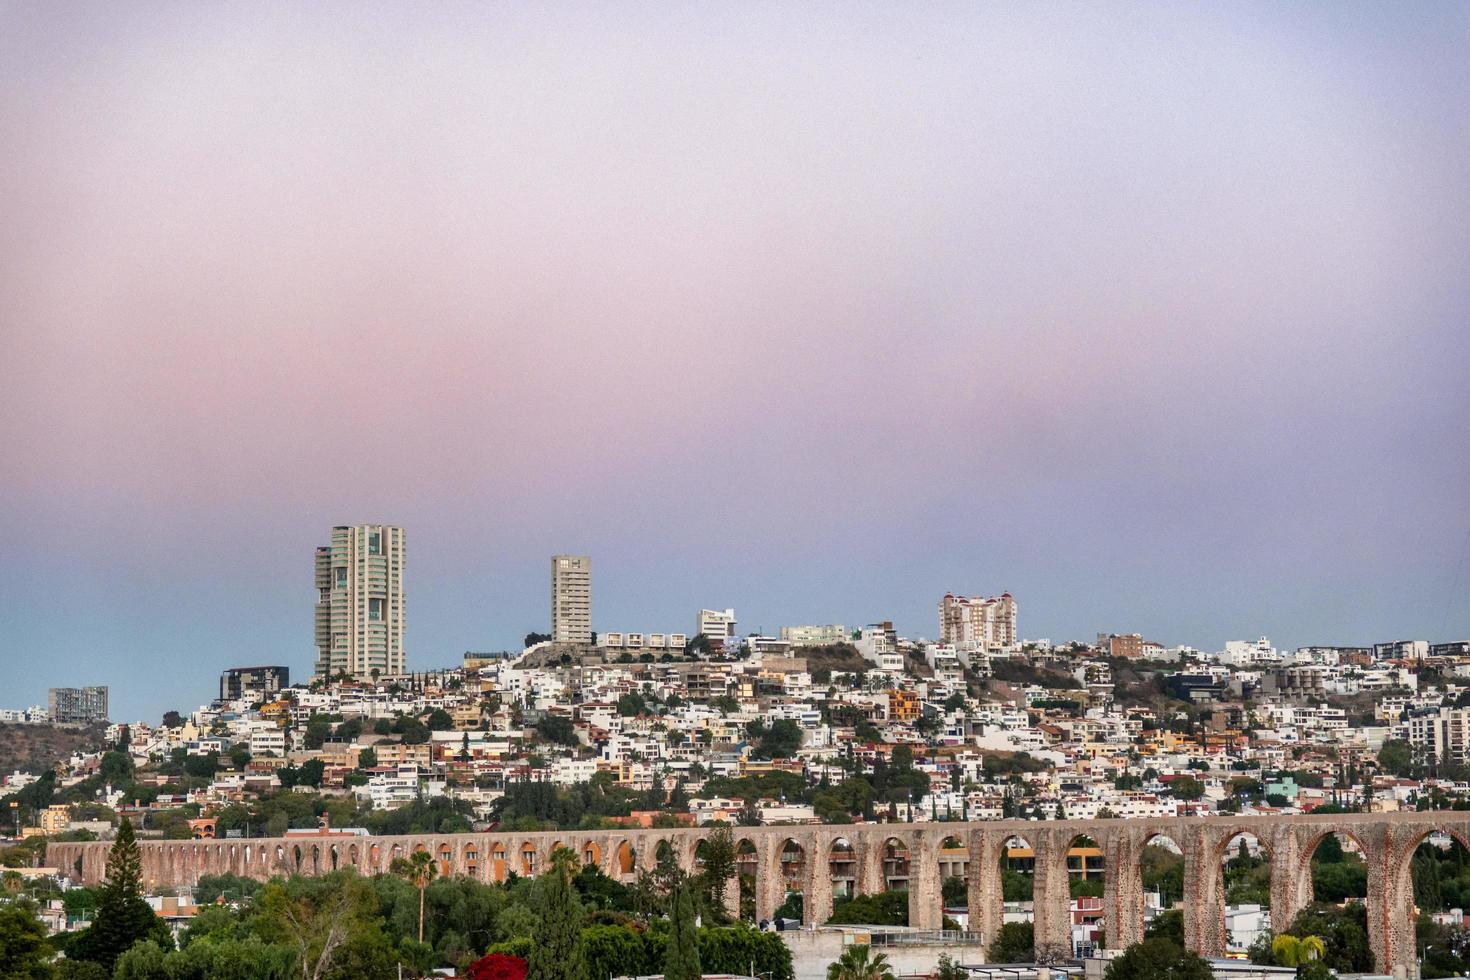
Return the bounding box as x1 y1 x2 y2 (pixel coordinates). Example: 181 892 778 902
988 922 1034 963
527 848 586 980
69 818 172 972
0 898 54 978
1102 938 1213 980
825 944 895 980
664 880 702 980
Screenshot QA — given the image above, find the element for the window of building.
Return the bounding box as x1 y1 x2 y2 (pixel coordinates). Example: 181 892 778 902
369 531 381 555
334 567 347 588
369 598 384 621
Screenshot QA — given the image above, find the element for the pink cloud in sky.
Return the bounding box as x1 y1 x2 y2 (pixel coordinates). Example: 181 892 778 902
1 2 1466 718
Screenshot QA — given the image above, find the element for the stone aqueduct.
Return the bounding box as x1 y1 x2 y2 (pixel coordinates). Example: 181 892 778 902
50 812 1468 975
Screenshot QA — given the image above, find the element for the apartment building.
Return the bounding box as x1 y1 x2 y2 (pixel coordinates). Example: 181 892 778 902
551 555 592 644
939 593 1017 650
220 666 289 703
48 686 108 724
780 624 848 646
888 689 921 722
1261 666 1326 700
601 632 688 651
314 524 406 680
1405 707 1470 764
1375 639 1429 662
1096 633 1144 659
697 608 738 643
855 627 903 671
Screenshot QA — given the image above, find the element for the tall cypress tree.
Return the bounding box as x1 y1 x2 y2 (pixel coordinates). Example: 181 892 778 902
72 817 168 971
663 880 702 980
528 848 587 980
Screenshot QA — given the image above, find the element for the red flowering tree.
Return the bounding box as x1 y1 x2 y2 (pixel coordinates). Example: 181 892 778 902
465 953 529 980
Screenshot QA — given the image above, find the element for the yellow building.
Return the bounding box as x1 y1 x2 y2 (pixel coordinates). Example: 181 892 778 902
888 689 920 722
451 704 483 730
374 743 431 766
259 701 292 726
38 805 70 835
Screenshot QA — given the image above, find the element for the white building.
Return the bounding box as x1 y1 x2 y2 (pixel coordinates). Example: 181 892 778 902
939 593 1017 650
362 764 439 809
600 632 688 650
551 555 592 644
1218 638 1283 668
1404 707 1470 765
779 624 848 646
697 609 738 643
314 524 407 680
854 627 903 671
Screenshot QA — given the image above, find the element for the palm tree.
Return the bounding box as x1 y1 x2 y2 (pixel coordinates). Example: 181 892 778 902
1272 934 1326 967
826 944 896 980
391 849 439 943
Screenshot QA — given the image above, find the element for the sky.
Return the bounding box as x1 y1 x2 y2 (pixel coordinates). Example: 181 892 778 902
2 2 1467 723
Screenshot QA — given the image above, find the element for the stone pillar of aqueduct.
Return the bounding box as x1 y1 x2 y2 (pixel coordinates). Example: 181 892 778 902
48 812 1459 977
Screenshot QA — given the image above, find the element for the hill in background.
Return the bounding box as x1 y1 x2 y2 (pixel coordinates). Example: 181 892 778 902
0 723 104 776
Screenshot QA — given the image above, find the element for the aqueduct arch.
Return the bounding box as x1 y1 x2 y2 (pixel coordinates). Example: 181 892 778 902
50 812 1459 976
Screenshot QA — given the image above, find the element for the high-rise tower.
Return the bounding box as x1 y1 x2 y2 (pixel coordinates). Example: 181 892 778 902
550 554 591 643
314 524 406 679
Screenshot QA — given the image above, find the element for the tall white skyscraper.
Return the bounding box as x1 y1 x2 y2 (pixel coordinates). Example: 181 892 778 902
315 524 406 679
551 555 591 643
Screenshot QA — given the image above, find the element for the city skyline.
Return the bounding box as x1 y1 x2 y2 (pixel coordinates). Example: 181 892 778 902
3 3 1468 722
4 528 1467 722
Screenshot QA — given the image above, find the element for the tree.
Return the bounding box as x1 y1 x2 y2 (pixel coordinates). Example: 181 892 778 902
229 743 252 770
535 715 578 747
70 818 171 972
826 944 895 980
582 925 645 980
112 939 167 980
425 709 454 731
1168 777 1205 802
296 759 325 789
252 873 387 980
525 633 552 648
664 880 702 980
161 711 184 729
697 826 737 920
1282 905 1373 974
749 719 801 760
527 848 585 980
1102 938 1213 980
988 922 1034 962
466 953 530 980
1272 934 1326 967
390 850 438 944
1143 911 1183 945
302 716 334 750
0 899 53 977
934 955 967 980
1377 739 1415 777
100 750 135 785
1296 962 1335 980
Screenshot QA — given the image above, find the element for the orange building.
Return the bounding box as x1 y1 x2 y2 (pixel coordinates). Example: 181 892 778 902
888 689 920 722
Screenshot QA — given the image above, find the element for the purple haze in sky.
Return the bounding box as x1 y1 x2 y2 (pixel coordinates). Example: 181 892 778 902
2 3 1467 720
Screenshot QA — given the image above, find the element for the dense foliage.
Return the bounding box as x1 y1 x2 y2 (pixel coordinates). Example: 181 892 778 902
1102 937 1213 980
988 922 1035 962
2 831 796 980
